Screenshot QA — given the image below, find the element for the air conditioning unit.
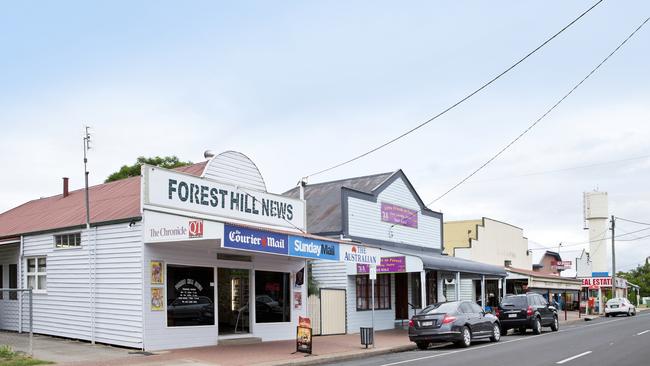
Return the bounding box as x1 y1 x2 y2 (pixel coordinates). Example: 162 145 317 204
444 278 455 285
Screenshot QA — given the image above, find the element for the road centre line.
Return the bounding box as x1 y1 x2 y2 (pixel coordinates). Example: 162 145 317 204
637 330 650 335
556 351 592 364
378 313 650 366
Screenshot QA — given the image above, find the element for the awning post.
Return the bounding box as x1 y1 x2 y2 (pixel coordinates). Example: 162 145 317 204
420 271 426 308
455 272 461 301
481 275 486 310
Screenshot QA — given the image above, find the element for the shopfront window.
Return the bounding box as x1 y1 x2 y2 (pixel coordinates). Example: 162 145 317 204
255 271 290 323
426 271 437 305
167 265 215 327
411 273 422 308
356 274 391 310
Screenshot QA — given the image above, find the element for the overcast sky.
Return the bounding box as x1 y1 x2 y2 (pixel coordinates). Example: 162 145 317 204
1 1 648 274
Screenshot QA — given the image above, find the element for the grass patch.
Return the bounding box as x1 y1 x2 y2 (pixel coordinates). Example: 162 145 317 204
0 345 51 366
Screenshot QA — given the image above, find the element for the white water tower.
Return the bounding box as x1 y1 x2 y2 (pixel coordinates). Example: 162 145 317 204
583 191 609 275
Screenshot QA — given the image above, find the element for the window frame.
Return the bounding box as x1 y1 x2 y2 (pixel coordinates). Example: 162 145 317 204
26 256 47 293
356 274 392 311
54 232 82 249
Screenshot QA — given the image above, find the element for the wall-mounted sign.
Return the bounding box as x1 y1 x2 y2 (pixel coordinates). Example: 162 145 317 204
380 202 418 228
551 261 572 270
592 272 609 277
143 165 305 231
223 225 289 255
357 256 406 274
144 211 223 243
340 244 380 265
151 287 164 311
581 277 612 287
288 236 339 261
151 260 164 284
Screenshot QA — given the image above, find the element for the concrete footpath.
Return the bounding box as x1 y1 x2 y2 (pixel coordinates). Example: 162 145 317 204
2 310 645 366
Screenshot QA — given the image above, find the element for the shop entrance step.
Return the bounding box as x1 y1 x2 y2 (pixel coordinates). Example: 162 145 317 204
219 337 263 345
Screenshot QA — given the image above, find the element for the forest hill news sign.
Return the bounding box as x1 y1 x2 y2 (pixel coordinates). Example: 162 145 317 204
142 165 305 230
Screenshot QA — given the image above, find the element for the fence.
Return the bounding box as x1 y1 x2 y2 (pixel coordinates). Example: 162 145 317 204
0 289 33 356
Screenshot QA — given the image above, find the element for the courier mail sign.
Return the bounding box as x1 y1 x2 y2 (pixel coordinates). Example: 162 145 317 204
142 165 305 230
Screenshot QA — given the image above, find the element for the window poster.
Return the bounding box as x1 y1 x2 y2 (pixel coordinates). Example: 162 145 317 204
167 265 215 327
151 260 164 284
294 291 302 309
151 287 164 311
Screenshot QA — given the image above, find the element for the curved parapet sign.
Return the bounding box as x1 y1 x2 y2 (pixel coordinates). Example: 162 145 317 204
201 151 268 192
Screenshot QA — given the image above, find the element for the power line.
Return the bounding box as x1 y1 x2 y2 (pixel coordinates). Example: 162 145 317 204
467 154 650 183
527 227 650 252
615 216 650 226
617 233 650 242
304 0 604 179
428 16 650 205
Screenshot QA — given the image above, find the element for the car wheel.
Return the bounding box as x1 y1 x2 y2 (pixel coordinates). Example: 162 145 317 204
627 309 631 317
490 323 501 342
532 317 542 335
500 325 508 336
550 316 559 332
456 326 471 348
416 341 429 350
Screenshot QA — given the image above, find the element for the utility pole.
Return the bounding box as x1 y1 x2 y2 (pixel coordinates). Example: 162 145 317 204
611 215 616 299
83 126 92 229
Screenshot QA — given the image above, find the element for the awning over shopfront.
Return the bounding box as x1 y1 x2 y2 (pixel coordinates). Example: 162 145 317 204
507 267 582 292
395 247 507 277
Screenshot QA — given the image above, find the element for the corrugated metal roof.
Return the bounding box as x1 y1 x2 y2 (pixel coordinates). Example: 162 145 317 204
0 161 207 239
283 172 394 234
507 267 581 282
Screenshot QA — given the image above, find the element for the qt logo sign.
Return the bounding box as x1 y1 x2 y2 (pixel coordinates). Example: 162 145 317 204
188 220 204 238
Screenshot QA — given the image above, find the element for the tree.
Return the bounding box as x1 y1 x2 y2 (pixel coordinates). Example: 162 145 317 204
105 156 193 183
618 262 650 298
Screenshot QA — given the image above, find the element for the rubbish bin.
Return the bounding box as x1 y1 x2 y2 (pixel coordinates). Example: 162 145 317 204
360 327 373 348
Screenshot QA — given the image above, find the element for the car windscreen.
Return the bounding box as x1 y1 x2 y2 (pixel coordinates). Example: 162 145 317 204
501 296 527 308
420 302 459 314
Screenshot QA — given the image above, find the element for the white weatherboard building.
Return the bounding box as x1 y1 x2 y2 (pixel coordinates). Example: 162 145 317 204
0 151 368 351
284 171 506 335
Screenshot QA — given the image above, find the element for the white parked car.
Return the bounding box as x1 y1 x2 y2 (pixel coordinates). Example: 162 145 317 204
605 297 636 317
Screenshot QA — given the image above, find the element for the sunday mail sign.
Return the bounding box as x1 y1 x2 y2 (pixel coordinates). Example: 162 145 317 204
142 165 305 230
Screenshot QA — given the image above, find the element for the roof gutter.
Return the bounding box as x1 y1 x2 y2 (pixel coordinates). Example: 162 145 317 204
0 217 142 240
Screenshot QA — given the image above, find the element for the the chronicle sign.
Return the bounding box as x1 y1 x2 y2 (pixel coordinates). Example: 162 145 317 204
142 165 305 230
144 211 223 243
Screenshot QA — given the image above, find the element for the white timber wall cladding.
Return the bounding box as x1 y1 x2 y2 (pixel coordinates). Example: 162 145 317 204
0 244 20 331
143 244 308 351
311 260 347 289
346 275 395 333
460 279 474 301
346 177 441 249
21 223 144 348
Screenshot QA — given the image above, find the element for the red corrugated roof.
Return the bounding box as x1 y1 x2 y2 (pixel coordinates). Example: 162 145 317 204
0 162 207 239
507 267 581 282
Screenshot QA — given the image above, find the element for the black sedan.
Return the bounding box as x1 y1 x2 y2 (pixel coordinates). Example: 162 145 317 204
408 300 501 349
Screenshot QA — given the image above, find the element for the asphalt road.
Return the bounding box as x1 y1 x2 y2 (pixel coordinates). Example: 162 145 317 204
329 312 650 366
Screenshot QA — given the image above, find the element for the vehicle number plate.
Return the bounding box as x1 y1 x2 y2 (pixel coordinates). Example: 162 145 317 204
421 321 433 326
508 314 517 318
611 305 618 308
